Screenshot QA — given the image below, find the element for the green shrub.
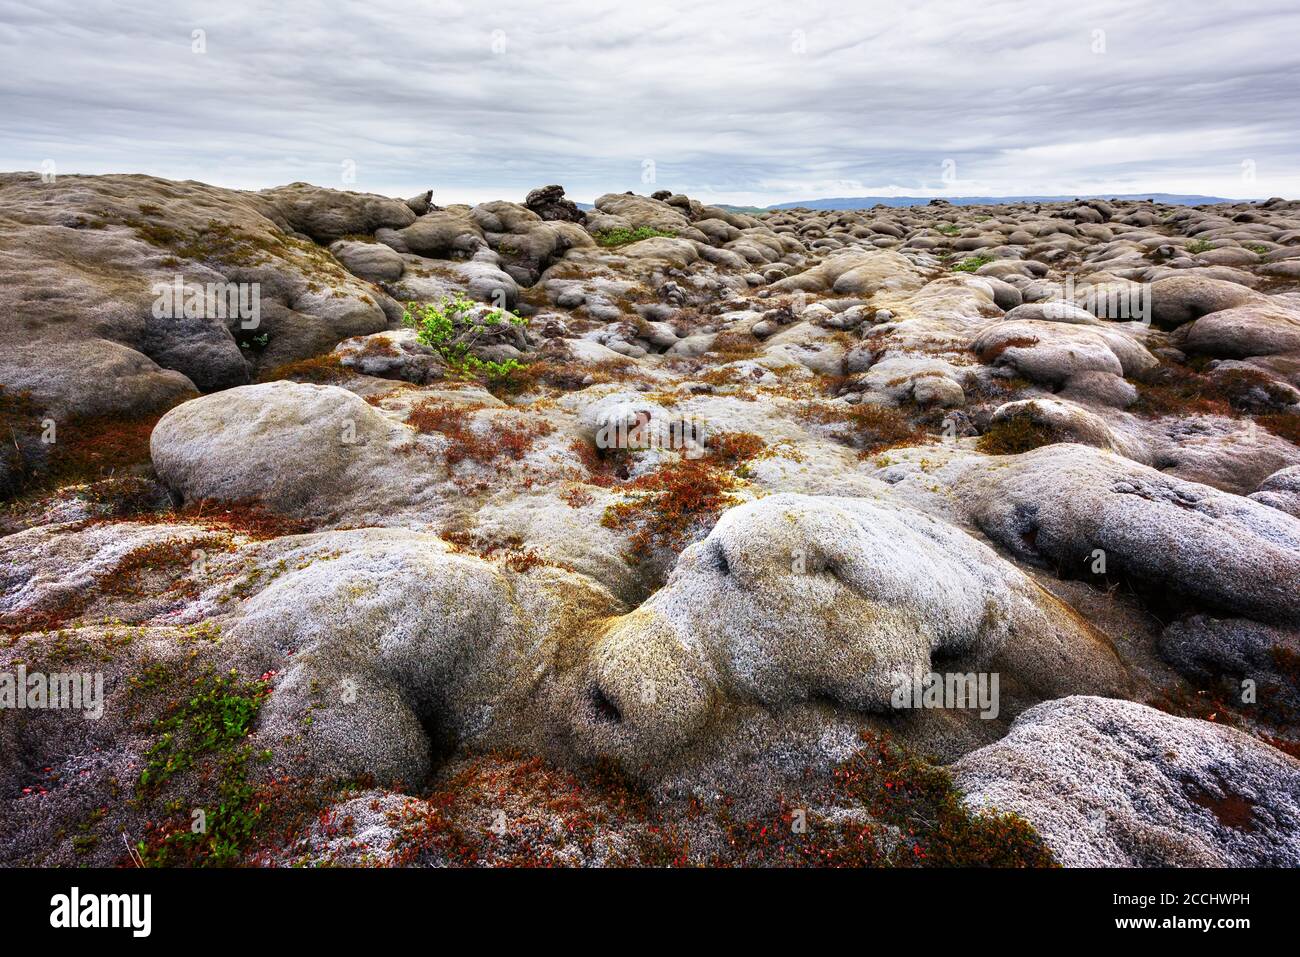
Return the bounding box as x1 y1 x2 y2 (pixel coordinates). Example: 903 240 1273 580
402 294 528 382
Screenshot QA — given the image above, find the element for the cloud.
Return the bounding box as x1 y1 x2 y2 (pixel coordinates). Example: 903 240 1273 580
1 0 1297 204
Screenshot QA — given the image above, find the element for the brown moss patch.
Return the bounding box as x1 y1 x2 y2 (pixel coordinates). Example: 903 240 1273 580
0 531 232 635
1185 780 1257 833
799 400 923 455
46 413 166 486
1130 360 1294 419
976 335 1040 363
1131 361 1300 445
358 337 400 359
1258 411 1300 445
963 372 1032 401
0 385 40 433
5 381 185 489
307 739 1056 868
256 353 350 385
73 476 171 518
3 399 184 500
569 438 627 487
177 500 315 540
99 534 232 603
1 386 45 494
440 532 568 574
709 330 763 362
976 412 1058 455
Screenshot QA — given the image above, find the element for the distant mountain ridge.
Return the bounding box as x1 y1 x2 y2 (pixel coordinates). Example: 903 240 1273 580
747 193 1254 211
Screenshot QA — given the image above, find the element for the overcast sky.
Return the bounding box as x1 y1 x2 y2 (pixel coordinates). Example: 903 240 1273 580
2 0 1297 205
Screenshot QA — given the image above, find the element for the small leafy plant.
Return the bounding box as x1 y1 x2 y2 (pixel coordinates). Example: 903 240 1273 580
1185 238 1214 254
402 294 528 382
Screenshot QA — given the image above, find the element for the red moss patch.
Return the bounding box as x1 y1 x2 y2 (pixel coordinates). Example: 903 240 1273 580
406 400 554 468
440 532 567 574
569 438 627 487
600 458 740 553
491 358 647 397
177 500 315 540
705 431 767 465
560 485 594 508
0 531 232 635
99 534 232 602
46 414 165 486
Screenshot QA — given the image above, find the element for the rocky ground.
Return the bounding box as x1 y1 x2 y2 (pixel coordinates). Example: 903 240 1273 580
1 172 1298 867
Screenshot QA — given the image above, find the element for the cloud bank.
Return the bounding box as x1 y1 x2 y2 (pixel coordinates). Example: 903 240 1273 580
1 0 1297 204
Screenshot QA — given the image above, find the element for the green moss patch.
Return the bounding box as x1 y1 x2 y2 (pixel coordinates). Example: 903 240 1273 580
593 226 677 247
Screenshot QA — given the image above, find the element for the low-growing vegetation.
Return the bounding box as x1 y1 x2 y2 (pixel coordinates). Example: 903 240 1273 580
1133 359 1296 422
799 400 924 455
593 226 677 247
402 294 528 383
601 458 741 553
951 254 993 272
135 668 274 866
257 352 351 384
704 431 768 465
406 399 554 468
489 356 646 397
976 412 1059 454
382 734 1056 867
